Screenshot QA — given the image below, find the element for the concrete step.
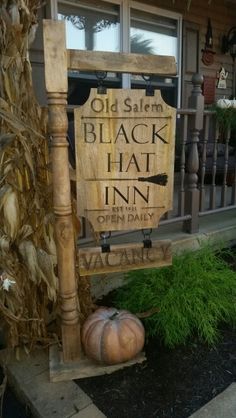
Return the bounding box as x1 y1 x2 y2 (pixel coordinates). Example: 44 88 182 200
189 383 236 418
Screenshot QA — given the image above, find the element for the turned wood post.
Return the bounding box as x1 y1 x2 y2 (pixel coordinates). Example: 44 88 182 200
183 74 204 233
43 20 81 362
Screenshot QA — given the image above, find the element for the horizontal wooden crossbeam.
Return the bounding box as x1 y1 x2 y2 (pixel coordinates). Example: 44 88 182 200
67 49 177 76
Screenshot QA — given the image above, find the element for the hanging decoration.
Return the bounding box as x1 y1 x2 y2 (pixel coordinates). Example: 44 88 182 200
174 0 213 10
187 0 192 11
202 18 215 66
217 67 229 89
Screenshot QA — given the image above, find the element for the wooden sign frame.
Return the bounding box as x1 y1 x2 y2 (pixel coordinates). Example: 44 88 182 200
43 19 177 364
78 240 172 276
75 89 176 233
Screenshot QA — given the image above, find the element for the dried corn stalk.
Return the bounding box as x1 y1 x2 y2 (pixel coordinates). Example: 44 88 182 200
0 0 58 348
0 0 94 350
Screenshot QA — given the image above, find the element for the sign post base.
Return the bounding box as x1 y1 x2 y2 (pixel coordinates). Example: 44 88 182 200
49 344 146 382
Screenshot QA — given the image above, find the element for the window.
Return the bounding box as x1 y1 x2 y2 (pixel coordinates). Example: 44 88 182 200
58 0 120 52
129 6 180 106
130 9 178 58
55 0 182 107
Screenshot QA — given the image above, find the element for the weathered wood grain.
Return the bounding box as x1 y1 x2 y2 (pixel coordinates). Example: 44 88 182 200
43 20 68 93
43 19 81 362
75 89 176 232
68 49 177 75
78 240 172 276
49 344 146 382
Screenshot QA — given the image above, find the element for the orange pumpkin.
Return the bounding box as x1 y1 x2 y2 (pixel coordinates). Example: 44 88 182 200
82 307 145 365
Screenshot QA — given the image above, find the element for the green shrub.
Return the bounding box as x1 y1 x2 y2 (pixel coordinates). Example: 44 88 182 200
114 245 236 347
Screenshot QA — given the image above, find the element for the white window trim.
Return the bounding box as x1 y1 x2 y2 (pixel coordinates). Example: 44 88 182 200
54 0 182 105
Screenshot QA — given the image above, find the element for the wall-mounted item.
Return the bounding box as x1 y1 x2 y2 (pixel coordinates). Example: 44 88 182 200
221 27 236 97
217 67 228 89
203 76 216 104
202 18 215 66
205 17 213 48
221 27 236 59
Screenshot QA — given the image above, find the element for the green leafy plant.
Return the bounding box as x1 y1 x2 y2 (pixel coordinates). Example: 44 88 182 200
113 244 236 347
213 105 236 137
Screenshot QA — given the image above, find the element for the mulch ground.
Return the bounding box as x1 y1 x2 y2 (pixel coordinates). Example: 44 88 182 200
76 250 236 418
2 250 236 418
77 324 236 418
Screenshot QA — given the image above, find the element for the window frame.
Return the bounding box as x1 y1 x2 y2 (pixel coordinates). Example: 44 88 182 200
52 0 182 106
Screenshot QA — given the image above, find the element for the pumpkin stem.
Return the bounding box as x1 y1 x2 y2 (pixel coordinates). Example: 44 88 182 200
109 311 119 320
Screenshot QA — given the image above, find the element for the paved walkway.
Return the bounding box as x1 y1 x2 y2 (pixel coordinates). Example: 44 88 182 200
0 348 105 418
189 383 236 418
1 347 236 418
1 210 236 418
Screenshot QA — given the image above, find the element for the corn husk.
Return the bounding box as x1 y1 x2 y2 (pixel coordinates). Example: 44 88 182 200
43 222 57 260
36 248 58 301
18 240 41 283
0 0 57 348
0 0 93 349
0 234 10 254
1 186 20 240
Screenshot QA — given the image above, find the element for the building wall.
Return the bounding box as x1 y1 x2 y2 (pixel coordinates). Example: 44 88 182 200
144 0 236 102
31 0 236 106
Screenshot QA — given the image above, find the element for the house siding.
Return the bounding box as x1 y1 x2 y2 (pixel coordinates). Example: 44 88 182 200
142 0 236 101
30 0 236 105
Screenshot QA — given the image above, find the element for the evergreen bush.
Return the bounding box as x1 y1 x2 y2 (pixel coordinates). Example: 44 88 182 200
114 245 236 347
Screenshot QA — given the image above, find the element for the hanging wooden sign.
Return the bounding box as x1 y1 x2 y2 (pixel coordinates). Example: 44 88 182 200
78 240 172 276
75 89 176 232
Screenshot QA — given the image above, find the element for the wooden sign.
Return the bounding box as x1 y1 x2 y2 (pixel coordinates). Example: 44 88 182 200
78 240 172 276
75 89 176 232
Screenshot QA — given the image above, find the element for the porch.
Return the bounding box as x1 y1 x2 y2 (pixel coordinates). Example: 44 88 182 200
80 206 236 298
77 73 236 262
75 76 236 298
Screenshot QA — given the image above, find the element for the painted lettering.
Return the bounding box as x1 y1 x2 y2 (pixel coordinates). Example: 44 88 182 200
131 124 148 144
120 250 131 265
104 186 149 205
123 97 132 112
152 124 168 144
93 253 105 269
114 124 129 143
107 153 123 172
83 122 112 143
125 154 141 172
83 122 96 143
141 152 155 171
79 242 171 275
107 152 156 173
80 253 93 270
90 98 118 113
83 122 168 144
127 212 153 222
123 98 163 113
96 214 126 223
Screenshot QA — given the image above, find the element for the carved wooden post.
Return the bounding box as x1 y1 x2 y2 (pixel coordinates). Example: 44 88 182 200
183 74 204 233
43 20 81 361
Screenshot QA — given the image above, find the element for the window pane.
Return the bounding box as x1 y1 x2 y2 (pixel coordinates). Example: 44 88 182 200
130 9 178 60
58 1 120 52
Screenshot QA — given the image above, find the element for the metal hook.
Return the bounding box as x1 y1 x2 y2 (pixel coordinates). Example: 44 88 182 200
95 71 107 94
142 228 152 248
142 74 154 96
100 231 111 253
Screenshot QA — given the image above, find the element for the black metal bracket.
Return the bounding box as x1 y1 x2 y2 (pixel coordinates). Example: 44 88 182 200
95 71 107 94
142 75 154 97
142 228 152 248
100 231 111 253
